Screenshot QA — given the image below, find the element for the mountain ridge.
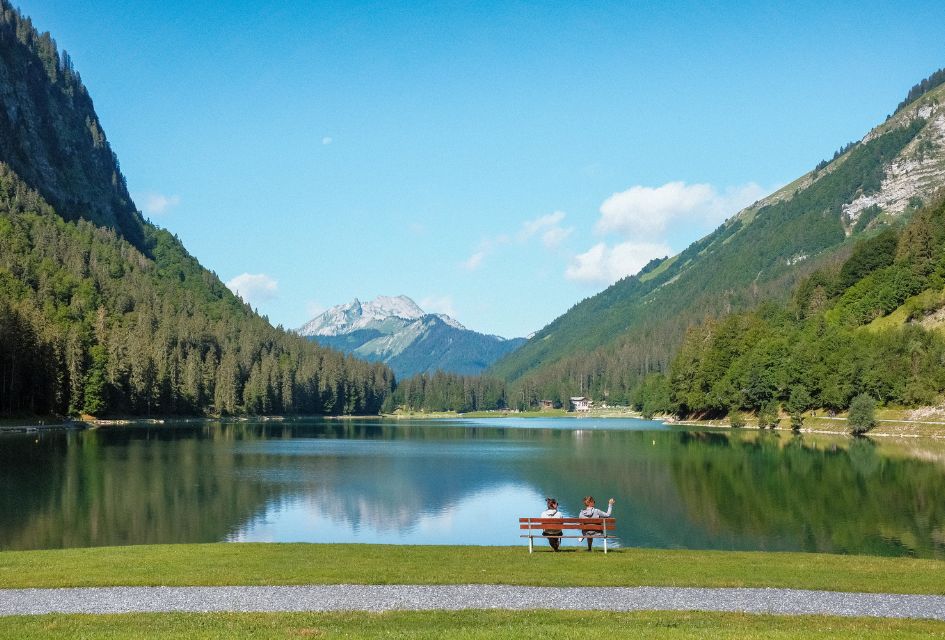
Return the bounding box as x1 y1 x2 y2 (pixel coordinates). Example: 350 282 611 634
490 73 945 405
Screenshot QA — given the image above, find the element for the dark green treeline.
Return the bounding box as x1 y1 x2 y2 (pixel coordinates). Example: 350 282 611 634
381 371 508 413
0 166 394 417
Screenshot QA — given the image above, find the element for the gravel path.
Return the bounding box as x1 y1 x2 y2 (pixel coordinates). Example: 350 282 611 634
1 585 944 620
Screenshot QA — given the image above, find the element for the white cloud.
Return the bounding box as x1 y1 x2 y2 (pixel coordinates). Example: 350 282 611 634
565 241 672 285
541 226 573 248
596 181 766 238
462 235 509 271
140 192 181 215
463 250 486 271
226 273 279 306
322 136 333 145
517 210 574 249
519 211 566 239
419 295 456 317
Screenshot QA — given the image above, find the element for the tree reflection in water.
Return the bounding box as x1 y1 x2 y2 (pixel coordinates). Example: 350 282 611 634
1 420 943 558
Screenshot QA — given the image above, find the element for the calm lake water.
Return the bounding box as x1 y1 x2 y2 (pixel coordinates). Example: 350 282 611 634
2 417 944 558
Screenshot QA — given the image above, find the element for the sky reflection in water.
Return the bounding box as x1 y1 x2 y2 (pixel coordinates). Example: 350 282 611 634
2 417 944 558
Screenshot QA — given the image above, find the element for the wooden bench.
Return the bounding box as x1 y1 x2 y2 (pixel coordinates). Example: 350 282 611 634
519 517 617 553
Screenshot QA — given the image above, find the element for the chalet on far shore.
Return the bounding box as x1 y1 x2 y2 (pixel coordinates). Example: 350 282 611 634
570 396 592 412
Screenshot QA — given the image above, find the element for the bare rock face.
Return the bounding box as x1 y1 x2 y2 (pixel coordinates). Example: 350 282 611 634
842 103 945 230
0 4 145 247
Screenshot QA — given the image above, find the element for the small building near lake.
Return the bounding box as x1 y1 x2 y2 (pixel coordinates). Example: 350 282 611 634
538 399 555 410
570 396 592 412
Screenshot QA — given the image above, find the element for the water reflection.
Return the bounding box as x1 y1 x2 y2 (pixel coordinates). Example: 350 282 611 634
1 419 943 558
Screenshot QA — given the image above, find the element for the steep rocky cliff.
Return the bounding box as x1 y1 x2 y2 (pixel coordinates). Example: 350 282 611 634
0 1 144 247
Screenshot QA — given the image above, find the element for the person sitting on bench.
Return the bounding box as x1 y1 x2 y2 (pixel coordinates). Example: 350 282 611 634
539 497 563 551
579 496 615 551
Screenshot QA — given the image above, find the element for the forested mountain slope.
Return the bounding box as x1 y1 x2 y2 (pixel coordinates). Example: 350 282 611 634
666 194 945 418
492 71 945 407
0 2 393 417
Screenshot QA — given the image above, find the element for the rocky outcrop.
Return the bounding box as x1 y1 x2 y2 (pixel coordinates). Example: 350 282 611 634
842 106 945 230
0 2 145 247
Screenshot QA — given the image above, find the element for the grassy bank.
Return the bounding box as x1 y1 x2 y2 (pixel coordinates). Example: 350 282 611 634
1 544 943 594
674 407 945 438
2 611 944 639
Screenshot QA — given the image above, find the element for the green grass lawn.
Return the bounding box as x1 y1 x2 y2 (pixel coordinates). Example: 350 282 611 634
1 611 944 639
1 543 943 594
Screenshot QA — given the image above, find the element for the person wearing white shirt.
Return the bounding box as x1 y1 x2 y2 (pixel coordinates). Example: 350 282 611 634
539 497 563 551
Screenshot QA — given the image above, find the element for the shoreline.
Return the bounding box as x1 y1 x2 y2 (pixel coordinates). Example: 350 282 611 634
6 408 945 439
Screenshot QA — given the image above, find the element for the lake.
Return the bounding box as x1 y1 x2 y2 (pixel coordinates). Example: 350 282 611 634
2 417 944 558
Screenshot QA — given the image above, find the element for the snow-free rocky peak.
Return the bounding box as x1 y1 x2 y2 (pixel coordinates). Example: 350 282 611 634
298 295 429 336
296 295 523 377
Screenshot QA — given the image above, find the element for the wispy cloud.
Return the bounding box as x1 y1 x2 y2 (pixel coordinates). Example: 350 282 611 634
462 234 510 271
540 225 573 248
565 241 672 284
464 211 573 270
139 192 181 215
519 211 565 239
305 300 324 319
226 273 278 306
419 295 456 317
322 136 333 145
518 210 574 248
463 251 486 271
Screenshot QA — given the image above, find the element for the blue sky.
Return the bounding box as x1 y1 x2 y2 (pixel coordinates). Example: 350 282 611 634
22 0 945 337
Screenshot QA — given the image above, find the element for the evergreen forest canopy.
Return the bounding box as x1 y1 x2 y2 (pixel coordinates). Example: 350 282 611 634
0 3 393 417
895 66 945 114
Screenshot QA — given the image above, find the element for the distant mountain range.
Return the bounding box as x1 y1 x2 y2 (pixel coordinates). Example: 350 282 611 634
298 295 525 378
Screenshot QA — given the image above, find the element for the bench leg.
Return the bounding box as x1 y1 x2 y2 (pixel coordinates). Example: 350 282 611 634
603 538 608 554
528 535 533 554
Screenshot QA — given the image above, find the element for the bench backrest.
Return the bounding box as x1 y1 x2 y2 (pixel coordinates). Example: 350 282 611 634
519 517 616 532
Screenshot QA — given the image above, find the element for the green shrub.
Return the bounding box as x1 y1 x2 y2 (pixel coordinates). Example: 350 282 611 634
785 385 812 431
848 393 877 435
757 401 779 429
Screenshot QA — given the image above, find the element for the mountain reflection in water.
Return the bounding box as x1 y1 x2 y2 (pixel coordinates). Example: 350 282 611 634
1 418 943 558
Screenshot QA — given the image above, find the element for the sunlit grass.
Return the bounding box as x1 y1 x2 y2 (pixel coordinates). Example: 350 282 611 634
2 610 944 639
1 543 942 594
